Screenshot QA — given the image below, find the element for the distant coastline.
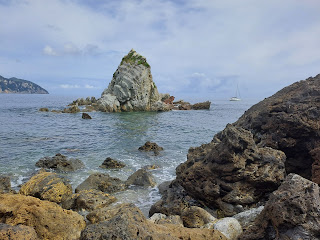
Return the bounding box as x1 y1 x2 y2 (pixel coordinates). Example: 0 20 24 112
0 75 48 94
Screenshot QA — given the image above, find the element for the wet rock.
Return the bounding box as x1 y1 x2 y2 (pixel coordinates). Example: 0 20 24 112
0 223 39 240
233 206 264 230
39 107 49 112
142 164 161 170
149 213 184 226
149 180 202 217
213 217 243 240
82 203 227 240
0 176 12 193
176 124 286 216
126 169 156 187
19 171 72 204
181 206 216 228
62 105 80 113
51 109 62 113
82 113 92 119
240 174 320 240
0 194 86 240
192 101 211 110
99 157 125 169
62 189 117 211
75 173 127 194
98 49 169 112
35 153 85 172
138 141 164 155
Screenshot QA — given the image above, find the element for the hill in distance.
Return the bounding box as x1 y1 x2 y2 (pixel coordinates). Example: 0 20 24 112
0 75 48 94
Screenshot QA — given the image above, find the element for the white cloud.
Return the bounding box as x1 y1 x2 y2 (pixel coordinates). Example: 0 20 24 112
60 84 80 89
43 45 58 56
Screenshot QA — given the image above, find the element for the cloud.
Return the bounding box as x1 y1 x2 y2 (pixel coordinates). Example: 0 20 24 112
43 45 58 56
59 84 80 89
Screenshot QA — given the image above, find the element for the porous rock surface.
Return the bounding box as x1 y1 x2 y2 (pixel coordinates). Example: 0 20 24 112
35 153 84 172
176 124 286 216
0 193 85 240
81 203 227 240
99 157 125 169
98 49 169 112
19 171 73 204
240 174 320 240
0 223 39 240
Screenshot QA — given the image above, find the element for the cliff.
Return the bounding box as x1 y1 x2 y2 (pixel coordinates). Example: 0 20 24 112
0 75 48 94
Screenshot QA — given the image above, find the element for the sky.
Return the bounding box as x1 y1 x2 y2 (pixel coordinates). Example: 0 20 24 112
1 0 320 100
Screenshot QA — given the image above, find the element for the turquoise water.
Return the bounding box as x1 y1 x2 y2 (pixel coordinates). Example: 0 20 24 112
0 94 258 214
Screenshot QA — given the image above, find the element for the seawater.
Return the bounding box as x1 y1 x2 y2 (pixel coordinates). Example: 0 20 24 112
0 94 258 215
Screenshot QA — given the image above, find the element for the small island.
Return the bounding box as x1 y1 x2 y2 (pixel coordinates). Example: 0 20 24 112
0 75 48 94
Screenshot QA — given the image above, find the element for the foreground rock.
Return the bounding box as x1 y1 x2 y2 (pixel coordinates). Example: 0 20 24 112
75 173 127 194
98 49 169 112
139 141 164 155
99 157 125 169
0 176 12 193
19 171 72 204
176 124 286 216
82 203 227 240
0 223 39 240
240 174 320 239
126 169 156 187
0 194 85 240
35 153 85 172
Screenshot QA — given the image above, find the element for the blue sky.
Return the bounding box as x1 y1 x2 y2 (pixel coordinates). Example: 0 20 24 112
1 0 320 100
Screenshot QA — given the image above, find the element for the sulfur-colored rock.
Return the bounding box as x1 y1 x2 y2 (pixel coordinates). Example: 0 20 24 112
75 173 127 194
82 203 227 240
0 223 39 240
240 174 320 240
19 172 72 204
0 194 86 240
35 153 84 172
98 49 169 112
126 169 156 187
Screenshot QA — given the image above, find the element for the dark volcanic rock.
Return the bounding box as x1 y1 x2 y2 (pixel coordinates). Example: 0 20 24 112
0 176 12 193
234 74 320 183
126 169 156 187
75 173 127 194
99 157 125 169
192 101 211 110
138 141 164 155
82 113 92 119
0 75 48 94
35 153 84 172
240 174 320 240
176 124 286 216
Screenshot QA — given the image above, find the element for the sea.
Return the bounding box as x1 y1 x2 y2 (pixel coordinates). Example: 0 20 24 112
0 94 259 216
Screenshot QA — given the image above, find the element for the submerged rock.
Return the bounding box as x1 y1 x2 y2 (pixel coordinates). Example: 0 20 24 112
98 49 170 112
126 169 156 187
99 157 125 169
240 174 320 240
0 194 85 240
75 173 127 194
138 141 164 155
35 153 85 172
19 172 73 204
82 113 92 119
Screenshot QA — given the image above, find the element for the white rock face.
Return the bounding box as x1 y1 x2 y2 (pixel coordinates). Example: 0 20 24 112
233 206 264 229
213 217 243 240
98 49 169 112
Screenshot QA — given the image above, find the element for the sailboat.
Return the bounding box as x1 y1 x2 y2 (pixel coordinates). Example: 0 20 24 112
230 83 241 101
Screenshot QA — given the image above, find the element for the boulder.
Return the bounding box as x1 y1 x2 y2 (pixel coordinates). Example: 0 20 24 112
138 141 164 155
82 113 92 119
0 194 86 240
35 153 85 172
19 172 72 204
62 105 80 113
62 189 117 211
176 124 286 216
149 180 202 217
240 173 320 240
178 101 192 110
39 107 49 112
192 101 211 110
75 173 127 194
82 203 227 240
98 49 169 112
181 206 216 228
99 157 125 169
0 176 12 193
234 74 320 183
0 223 39 240
213 217 243 240
149 213 184 226
233 206 264 230
126 169 156 187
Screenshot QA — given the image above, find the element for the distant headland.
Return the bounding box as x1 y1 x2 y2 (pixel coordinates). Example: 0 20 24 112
0 75 48 94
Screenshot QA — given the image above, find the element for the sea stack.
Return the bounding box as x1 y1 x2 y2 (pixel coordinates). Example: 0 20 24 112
98 49 169 112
